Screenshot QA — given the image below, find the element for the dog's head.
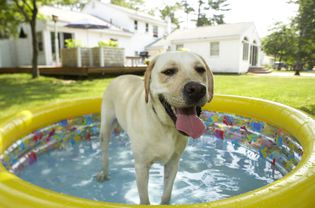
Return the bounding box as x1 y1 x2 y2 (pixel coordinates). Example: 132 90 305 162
144 51 214 138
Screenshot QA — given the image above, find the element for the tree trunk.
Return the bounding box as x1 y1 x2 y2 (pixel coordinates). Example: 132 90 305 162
294 63 301 76
273 54 277 69
277 56 282 70
196 0 202 26
30 21 39 78
30 1 39 78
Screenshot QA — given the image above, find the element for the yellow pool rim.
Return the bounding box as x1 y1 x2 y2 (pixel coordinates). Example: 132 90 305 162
0 95 314 208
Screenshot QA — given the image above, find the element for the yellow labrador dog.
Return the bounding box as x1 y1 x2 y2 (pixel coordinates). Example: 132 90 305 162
96 51 214 204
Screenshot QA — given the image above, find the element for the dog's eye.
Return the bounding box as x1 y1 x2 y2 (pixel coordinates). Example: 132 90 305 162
162 68 177 76
195 67 206 74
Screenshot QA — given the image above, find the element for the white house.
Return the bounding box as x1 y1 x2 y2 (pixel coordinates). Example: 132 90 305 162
0 6 132 67
0 1 169 67
146 22 261 74
82 0 170 56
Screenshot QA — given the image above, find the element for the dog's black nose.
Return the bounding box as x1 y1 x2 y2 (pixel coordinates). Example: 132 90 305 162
183 82 206 103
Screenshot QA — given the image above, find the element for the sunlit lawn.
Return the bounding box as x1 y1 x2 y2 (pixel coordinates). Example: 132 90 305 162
0 73 314 121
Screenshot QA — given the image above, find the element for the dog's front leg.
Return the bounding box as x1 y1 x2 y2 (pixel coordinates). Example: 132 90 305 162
135 163 150 204
161 154 181 204
96 108 116 182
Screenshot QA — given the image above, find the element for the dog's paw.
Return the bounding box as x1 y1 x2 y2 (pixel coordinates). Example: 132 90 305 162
95 171 109 182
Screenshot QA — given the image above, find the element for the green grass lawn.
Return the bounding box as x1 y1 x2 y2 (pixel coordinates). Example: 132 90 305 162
0 73 314 121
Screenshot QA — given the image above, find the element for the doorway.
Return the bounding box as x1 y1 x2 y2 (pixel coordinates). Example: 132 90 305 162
249 42 258 66
51 32 74 57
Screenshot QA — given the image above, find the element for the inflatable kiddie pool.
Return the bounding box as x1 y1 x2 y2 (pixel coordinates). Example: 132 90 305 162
0 95 314 207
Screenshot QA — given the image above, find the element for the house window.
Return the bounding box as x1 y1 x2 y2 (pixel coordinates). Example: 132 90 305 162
62 33 73 48
134 20 138 30
242 37 249 61
153 25 158 37
176 44 184 51
37 32 44 52
50 32 56 53
210 42 219 56
19 27 27 38
145 23 149 32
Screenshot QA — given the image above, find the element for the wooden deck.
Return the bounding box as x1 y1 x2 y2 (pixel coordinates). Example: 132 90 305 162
0 66 147 77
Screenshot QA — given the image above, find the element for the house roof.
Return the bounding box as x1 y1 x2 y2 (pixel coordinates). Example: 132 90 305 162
146 22 256 49
39 6 129 33
169 22 255 41
94 1 167 26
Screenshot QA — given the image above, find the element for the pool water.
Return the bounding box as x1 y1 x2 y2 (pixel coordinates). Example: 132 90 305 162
1 112 302 205
17 133 281 204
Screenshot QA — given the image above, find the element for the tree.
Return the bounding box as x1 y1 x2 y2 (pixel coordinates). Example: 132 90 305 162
159 3 182 28
263 0 314 75
262 22 298 70
195 0 230 26
294 0 315 75
1 0 78 78
12 0 40 78
0 1 23 39
111 0 144 11
181 0 194 28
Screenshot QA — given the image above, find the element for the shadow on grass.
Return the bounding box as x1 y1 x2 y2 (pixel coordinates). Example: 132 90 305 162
298 105 315 118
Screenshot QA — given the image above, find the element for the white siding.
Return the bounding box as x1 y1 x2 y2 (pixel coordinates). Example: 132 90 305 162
129 22 166 55
12 22 48 66
0 40 16 67
171 38 241 73
15 39 32 66
83 1 132 31
83 0 167 56
147 23 261 73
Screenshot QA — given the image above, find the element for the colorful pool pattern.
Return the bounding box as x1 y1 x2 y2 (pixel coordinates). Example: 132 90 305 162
1 111 303 175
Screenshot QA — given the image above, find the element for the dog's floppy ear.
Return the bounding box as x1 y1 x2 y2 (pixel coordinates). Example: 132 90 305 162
193 53 214 102
144 55 159 103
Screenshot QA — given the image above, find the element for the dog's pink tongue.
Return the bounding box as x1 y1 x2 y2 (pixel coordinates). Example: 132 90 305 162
175 108 206 139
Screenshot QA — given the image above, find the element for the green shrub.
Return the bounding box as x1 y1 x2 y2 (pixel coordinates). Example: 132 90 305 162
98 40 118 48
109 40 118 47
65 39 82 48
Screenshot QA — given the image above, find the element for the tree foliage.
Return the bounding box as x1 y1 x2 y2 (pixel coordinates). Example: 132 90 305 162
0 0 79 78
262 22 298 69
181 0 194 28
111 0 144 11
181 0 194 15
263 0 314 74
195 0 230 26
295 0 315 70
159 3 182 28
0 1 24 38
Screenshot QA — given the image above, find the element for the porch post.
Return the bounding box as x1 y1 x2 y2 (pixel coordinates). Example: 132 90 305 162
77 47 82 67
100 47 105 67
52 15 60 66
89 48 93 67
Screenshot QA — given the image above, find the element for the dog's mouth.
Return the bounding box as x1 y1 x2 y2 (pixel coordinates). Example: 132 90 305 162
158 95 206 139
